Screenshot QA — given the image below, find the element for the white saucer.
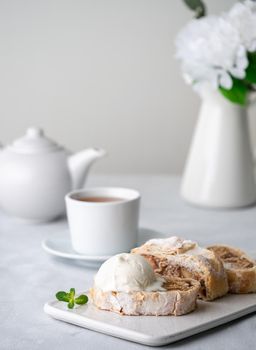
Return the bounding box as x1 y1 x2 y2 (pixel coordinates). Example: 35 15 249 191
42 228 166 267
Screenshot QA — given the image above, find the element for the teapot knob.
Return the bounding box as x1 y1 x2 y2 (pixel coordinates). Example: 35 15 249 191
26 127 44 138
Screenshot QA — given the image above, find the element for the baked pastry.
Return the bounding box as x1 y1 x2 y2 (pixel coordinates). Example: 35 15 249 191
91 277 200 316
90 253 200 316
132 236 229 301
207 245 256 293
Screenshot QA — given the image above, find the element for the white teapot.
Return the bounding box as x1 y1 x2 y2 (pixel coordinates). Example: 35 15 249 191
0 127 106 222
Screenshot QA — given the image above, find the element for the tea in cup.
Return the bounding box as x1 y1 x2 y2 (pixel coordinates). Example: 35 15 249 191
65 187 140 255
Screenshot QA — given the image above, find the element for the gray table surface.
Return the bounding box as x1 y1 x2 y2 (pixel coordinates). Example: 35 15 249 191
1 175 256 350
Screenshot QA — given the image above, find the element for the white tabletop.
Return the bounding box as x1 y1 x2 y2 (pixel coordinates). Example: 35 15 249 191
1 175 256 349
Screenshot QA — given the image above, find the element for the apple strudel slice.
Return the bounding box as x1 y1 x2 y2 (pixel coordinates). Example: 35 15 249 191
90 253 200 316
207 245 256 293
91 277 200 316
132 236 229 301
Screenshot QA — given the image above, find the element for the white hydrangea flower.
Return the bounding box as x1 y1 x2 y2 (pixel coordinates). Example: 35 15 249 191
175 0 256 91
226 0 256 52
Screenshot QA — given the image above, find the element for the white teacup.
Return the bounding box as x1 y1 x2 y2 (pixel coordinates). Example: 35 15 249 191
65 187 140 255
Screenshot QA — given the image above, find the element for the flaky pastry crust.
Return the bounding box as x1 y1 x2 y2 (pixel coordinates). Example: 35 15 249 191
90 277 200 316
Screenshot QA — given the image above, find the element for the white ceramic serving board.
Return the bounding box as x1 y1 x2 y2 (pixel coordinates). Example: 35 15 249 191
44 293 256 347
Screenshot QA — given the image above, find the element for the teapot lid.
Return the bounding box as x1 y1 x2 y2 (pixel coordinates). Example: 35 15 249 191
9 127 62 154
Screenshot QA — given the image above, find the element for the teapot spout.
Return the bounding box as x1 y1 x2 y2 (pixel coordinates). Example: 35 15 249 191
68 148 106 190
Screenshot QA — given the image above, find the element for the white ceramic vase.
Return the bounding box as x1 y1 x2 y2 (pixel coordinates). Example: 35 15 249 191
181 88 256 208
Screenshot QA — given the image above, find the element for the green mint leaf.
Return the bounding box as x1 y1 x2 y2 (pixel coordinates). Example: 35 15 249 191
219 77 247 105
67 288 76 309
56 288 88 309
56 291 69 302
69 288 75 299
68 300 75 309
75 294 88 305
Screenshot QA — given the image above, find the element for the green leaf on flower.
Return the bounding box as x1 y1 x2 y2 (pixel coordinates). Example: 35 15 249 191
219 78 247 105
183 0 206 18
245 52 256 84
75 294 88 305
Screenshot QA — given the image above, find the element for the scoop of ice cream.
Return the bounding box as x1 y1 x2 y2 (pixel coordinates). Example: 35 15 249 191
94 253 165 292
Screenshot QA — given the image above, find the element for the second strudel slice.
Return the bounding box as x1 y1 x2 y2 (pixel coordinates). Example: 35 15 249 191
132 236 228 301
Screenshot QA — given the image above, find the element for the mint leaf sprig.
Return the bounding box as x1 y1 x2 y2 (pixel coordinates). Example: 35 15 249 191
56 288 88 309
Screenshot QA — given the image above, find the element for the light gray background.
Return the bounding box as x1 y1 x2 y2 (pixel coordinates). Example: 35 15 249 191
1 0 256 173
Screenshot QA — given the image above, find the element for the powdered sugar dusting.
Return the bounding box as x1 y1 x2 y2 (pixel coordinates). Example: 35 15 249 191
186 246 212 257
146 236 195 250
146 236 212 258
